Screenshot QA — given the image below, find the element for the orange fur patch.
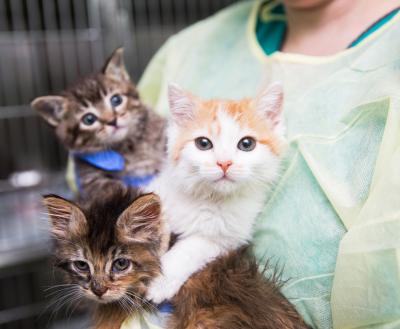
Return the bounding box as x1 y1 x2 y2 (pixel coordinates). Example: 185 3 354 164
172 97 281 161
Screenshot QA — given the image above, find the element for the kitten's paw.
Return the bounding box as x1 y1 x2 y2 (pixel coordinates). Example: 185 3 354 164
146 275 183 304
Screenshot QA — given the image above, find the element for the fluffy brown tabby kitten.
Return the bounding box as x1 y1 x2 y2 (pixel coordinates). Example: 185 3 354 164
32 48 166 197
43 189 168 329
44 189 309 329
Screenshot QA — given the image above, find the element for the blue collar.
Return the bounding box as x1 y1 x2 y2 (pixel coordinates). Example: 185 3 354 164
72 150 156 189
122 175 154 187
73 150 125 172
157 301 174 313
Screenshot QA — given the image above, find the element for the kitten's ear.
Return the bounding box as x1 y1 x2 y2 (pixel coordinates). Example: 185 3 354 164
255 82 284 131
31 96 66 127
168 83 197 125
43 195 87 239
116 193 162 244
102 47 130 82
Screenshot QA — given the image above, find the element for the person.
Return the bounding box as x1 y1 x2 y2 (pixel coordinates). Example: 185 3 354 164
123 1 400 328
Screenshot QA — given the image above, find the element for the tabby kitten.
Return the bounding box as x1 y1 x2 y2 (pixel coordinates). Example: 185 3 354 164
32 48 166 197
43 189 168 329
44 189 309 329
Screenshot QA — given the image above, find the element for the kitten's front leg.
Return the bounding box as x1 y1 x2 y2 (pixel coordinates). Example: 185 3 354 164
146 235 223 304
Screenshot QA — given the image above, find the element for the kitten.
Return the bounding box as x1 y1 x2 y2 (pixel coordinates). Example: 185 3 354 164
43 188 168 329
147 83 285 303
44 189 308 329
32 48 166 198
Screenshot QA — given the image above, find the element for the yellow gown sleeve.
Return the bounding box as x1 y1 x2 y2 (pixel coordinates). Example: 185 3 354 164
331 96 400 329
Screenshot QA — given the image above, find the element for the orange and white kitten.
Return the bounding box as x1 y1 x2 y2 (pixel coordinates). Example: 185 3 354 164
146 83 285 303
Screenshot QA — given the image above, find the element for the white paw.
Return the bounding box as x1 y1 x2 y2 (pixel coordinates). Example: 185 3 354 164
146 274 183 304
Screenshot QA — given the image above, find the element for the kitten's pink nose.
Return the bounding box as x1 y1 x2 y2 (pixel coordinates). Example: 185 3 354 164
91 282 108 297
217 160 233 173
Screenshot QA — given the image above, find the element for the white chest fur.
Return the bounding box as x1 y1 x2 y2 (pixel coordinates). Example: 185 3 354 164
145 172 268 303
150 172 266 250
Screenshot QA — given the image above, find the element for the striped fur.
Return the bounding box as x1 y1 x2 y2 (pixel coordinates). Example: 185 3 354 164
43 189 169 329
32 48 166 198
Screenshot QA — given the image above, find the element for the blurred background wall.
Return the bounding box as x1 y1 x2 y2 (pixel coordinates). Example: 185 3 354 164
0 1 239 328
0 0 240 181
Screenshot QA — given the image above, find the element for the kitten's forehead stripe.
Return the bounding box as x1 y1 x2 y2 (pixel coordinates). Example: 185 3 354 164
79 190 141 256
64 75 107 105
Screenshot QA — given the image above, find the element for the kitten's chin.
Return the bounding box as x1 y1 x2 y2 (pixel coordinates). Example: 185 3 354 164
106 126 129 143
205 175 267 197
85 294 114 304
196 177 242 197
85 291 125 304
212 184 238 196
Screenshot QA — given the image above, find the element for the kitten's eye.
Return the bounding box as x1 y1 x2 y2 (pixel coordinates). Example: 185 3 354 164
195 137 213 151
110 94 123 107
73 261 90 273
81 113 98 126
237 137 256 152
112 258 131 272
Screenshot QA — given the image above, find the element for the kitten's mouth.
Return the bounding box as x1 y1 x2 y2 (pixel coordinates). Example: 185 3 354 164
95 296 109 304
88 292 121 304
108 125 128 138
215 174 234 183
111 125 121 131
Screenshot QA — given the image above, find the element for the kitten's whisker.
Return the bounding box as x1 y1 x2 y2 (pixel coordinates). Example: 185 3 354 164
46 288 78 301
118 297 130 315
44 290 74 307
44 287 80 324
125 298 136 315
125 291 157 312
123 295 143 315
46 288 76 298
52 289 80 315
46 286 79 311
121 295 134 313
65 292 83 320
69 292 83 317
44 283 77 292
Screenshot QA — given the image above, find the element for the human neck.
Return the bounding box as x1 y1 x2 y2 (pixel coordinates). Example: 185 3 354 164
281 0 400 56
